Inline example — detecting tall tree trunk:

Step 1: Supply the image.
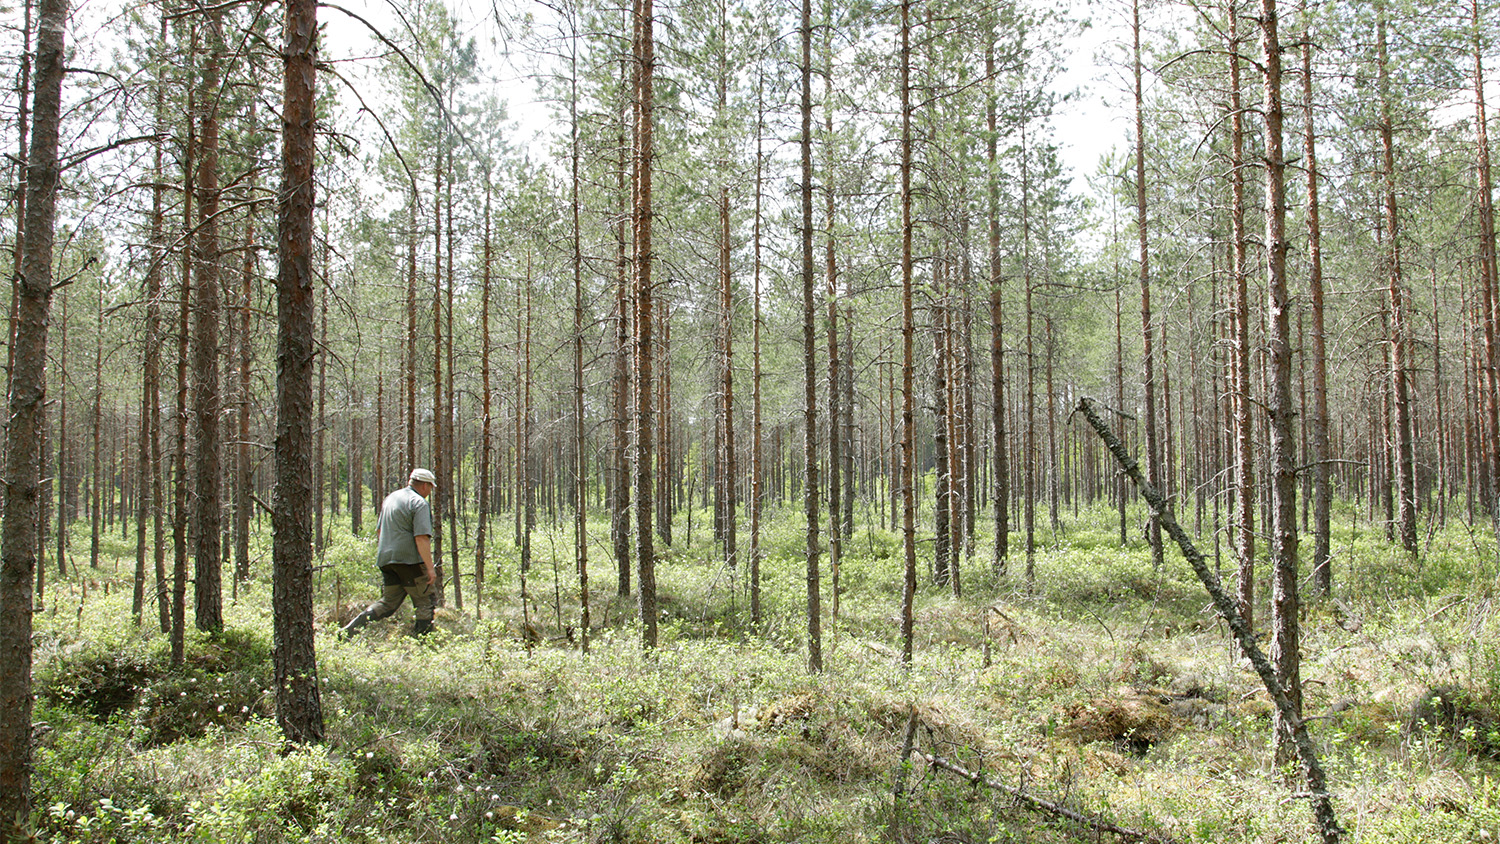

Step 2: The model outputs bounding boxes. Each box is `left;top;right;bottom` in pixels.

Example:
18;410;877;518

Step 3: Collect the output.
1303;0;1332;596
404;193;417;470
750;73;765;629
986;23;1008;575
613;48;632;596
1021;124;1037;585
632;0;658;648
476;182;492;618
1135;0;1164;571
569;31;589;650
844;310;857;541
1377;5;1418;555
443;139;460;608
1472;0;1500;551
800;0;823;673
1261;0;1303;766
235;133;255;584
822;23;839;614
1229;4;1255;623
92;286;105;570
898;0;917;666
272;0;325;743
0;0;66;825
172;41;196;666
55;294;67;576
5;0;33;458
517;258;534;622
138;11;168;628
314;257;326;555
933;296;952;586
191;10;225;632
431;159;447;603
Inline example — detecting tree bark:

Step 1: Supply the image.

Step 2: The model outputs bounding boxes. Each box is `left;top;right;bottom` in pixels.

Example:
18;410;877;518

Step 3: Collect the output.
191;10;225;632
898;0;917;667
1135;0;1164;570
569;34;589;649
272;0;325;745
822;25;838;613
613;44;632;596
750;73;765;629
1229;4;1255;623
1302;0;1332;597
800;0;823;673
172;40;196;667
632;0;658;649
0;0;67;828
1471;0;1500;552
235;130;255;584
138;9;167;629
1376;4;1418;555
1260;0;1303;766
986;23;1008;575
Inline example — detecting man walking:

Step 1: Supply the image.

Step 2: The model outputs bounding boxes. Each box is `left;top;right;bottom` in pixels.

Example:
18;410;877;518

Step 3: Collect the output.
341;468;438;638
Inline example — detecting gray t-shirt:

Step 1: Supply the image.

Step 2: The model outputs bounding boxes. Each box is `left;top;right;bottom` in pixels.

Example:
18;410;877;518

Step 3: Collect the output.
376;486;433;569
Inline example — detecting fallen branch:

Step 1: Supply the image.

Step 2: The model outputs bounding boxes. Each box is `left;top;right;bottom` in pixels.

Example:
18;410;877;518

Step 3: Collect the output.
915;748;1180;844
1074;397;1342;843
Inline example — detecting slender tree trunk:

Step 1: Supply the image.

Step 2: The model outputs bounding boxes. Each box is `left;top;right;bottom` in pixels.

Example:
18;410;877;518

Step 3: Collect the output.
750;74;765;629
1229;4;1256;623
898;0;917;666
190;10;225;632
633;0;658;648
1377;5;1418;555
314;257;326;555
569;31;589;650
933;296;952;586
613;49;632;596
0;0;66;825
476;181;492;618
172;42;197;667
800;0;823;673
431;159;447;603
1303;0;1332;597
443;139;459;608
844;310;856;541
516;257;533;619
272;0;325;743
92;286;105;570
1135;0;1163;571
138;12;167;627
235;136;255;584
404;193;416;470
1472;0;1500;550
55;294;67;576
986;25;1008;575
1261;0;1303;766
822;31;839;614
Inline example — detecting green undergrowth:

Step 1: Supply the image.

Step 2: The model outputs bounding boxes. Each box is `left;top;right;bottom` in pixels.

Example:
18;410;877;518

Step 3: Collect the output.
25;503;1500;842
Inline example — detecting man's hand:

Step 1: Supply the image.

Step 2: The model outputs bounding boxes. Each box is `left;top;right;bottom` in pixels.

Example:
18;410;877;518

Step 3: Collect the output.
414;534;436;586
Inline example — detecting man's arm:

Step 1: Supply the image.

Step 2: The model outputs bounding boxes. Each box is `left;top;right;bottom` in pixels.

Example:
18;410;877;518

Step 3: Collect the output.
414;534;436;585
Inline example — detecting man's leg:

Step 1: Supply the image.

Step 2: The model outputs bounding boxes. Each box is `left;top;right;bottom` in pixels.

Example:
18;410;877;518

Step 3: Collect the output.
340;570;412;638
408;578;436;636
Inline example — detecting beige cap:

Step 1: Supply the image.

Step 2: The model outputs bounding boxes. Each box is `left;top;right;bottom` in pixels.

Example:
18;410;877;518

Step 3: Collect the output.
409;468;437;486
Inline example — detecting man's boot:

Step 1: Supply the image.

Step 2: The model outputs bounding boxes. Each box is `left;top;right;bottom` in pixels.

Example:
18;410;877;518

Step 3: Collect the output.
413;618;433;637
340;609;376;640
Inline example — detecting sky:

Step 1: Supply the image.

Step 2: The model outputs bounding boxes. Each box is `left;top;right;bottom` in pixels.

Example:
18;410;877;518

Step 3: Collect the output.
317;0;1132;198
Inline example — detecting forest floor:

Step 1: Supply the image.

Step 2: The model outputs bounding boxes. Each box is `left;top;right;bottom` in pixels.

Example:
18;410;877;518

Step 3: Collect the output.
26;502;1500;843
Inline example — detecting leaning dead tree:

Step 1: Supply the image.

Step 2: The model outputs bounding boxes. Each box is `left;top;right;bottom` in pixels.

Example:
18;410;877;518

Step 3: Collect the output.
913;746;1180;844
1075;397;1341;844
